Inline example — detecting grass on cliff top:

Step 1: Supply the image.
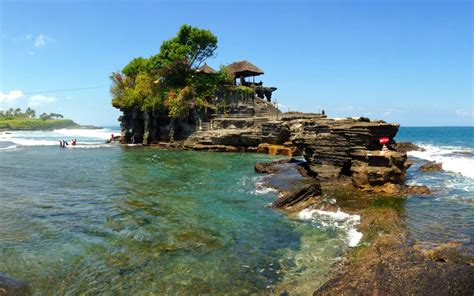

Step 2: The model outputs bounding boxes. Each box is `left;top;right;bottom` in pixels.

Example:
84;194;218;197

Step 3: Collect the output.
0;118;77;130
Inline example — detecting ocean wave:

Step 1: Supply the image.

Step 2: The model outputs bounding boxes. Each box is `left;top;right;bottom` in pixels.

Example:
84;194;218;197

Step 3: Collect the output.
0;138;58;146
53;128;115;139
408;144;474;179
0;144;18;151
253;179;278;195
0;129;118;149
299;208;362;247
65;144;113;149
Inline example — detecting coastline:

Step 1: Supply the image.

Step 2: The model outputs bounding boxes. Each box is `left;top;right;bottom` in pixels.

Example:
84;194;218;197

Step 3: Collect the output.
1;128;472;294
0;119;101;132
253;158;474;295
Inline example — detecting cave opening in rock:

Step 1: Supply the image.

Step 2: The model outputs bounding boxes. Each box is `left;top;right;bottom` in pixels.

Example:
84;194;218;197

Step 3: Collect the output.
341;161;353;176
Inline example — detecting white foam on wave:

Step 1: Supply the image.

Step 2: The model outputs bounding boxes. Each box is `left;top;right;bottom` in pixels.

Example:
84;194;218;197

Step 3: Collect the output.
299;208;362;247
0;144;18;151
0;136;58;146
53;128;114;139
409;144;474;179
253;179;278;195
0;129;118;149
66;144;112;149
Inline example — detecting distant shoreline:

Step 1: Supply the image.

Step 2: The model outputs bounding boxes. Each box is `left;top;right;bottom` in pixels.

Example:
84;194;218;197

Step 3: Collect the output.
0;119;101;132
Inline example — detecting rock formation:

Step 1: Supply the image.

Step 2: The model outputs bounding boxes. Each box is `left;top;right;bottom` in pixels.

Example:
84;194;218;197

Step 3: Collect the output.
288;117;412;192
395;141;425;153
419;161;443;172
0;273;30;296
117;95;413;193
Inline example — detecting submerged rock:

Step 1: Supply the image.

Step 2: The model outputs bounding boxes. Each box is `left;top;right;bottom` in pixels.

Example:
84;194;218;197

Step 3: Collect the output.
419;161;443;172
272;181;321;208
0;273;30;296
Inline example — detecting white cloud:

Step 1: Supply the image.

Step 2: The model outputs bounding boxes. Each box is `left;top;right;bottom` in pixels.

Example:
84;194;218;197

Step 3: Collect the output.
28;95;56;107
33;33;53;48
382;110;392;116
0;90;24;104
455;109;474;117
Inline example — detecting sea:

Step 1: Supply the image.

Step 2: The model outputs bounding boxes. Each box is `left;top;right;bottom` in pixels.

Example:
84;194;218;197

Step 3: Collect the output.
0;126;472;294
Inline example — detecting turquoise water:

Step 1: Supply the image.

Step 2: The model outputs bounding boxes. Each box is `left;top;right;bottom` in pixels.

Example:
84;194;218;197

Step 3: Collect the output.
1;127;472;294
397;127;474;252
0;129;350;294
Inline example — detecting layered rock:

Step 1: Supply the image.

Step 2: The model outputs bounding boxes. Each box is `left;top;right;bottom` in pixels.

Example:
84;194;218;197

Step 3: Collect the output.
351;150;410;192
117;97;412;192
289;117;409;191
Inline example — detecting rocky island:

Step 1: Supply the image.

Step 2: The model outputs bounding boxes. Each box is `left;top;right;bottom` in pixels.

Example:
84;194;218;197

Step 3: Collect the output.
108;25;473;295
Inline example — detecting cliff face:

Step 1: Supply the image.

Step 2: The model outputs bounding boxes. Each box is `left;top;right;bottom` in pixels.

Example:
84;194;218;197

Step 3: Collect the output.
117;100;409;191
118;96;279;145
288;117;408;191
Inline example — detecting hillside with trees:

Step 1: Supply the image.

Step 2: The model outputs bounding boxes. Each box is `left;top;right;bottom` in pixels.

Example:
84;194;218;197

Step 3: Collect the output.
0;107;77;130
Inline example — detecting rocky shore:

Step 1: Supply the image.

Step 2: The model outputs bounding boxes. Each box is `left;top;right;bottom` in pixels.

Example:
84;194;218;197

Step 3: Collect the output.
113;97;473;294
118;97;421;193
254;159;474;295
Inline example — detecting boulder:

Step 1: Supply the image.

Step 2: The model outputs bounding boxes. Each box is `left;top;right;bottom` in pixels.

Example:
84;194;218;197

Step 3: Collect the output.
0;273;30;296
272;181;321;208
395;141;425;153
402;185;431;195
419;162;443;172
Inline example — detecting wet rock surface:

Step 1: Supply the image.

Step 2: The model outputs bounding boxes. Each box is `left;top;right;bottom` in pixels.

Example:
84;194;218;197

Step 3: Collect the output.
314;204;474;296
395;141;426;153
0;273;30;296
254;159;321;209
419;161;443;172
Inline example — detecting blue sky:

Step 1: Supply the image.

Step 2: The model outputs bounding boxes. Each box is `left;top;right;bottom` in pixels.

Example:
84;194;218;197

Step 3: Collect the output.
0;0;472;126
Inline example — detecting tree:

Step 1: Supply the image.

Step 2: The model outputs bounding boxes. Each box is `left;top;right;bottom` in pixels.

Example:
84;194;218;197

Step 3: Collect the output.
25;107;36;118
148;24;218;86
110;24;219;119
13;108;21;117
39;113;50;120
122;57;149;79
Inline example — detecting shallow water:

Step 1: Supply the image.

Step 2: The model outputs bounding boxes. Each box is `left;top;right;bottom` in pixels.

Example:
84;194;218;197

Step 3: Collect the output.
1;127;472;294
397;127;474;253
0;129;353;294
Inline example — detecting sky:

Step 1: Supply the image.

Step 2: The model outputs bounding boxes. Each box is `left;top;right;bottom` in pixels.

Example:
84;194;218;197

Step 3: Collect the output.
0;0;472;126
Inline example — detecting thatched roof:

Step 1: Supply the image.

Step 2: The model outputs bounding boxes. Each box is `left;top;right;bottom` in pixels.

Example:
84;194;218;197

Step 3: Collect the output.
196;63;216;74
226;60;264;77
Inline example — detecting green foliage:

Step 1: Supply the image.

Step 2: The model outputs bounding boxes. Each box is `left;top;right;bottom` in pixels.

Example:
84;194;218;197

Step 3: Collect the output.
0;118;76;130
39;112;64;121
122;57;149;78
111;24;221;119
165;86;195;119
0;107;56;120
233;85;254;95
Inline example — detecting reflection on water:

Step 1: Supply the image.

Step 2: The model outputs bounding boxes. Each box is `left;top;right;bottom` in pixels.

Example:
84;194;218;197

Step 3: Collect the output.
0;146;351;294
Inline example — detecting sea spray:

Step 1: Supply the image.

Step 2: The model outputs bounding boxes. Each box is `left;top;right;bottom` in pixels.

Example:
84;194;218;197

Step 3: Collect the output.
0;128;120;150
299;208;363;247
409;144;474;179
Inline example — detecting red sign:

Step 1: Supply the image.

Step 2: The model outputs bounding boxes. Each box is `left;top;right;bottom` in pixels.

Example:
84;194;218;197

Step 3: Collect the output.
379;137;389;145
